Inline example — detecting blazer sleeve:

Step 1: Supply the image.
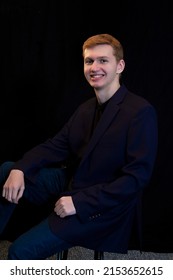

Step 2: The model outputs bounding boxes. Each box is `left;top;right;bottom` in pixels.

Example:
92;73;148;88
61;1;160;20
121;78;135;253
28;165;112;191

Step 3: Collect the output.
12;110;78;181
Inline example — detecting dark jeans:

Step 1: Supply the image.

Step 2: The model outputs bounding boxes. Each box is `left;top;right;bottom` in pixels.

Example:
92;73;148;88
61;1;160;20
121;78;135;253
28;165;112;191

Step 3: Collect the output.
0;161;72;259
8;218;72;259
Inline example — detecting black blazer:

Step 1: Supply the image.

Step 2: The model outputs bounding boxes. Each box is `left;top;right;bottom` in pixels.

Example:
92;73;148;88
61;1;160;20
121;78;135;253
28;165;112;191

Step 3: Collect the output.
14;84;158;253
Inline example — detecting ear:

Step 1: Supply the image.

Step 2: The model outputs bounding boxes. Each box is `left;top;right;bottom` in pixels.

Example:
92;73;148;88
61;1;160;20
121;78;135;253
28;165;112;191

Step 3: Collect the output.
117;59;125;74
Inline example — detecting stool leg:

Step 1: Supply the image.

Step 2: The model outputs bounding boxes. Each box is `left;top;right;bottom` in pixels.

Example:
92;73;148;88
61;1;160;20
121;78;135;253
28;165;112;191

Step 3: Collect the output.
57;250;68;260
94;251;104;260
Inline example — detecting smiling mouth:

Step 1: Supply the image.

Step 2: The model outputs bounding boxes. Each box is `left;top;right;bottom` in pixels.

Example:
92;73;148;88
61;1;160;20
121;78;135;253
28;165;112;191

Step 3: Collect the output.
90;74;104;79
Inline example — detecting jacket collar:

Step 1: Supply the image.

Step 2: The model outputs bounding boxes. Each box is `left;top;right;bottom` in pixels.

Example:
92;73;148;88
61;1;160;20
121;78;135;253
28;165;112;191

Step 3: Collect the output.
80;84;128;165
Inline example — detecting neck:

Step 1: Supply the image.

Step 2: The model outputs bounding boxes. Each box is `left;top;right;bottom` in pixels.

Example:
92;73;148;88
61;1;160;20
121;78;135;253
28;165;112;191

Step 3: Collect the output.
95;83;120;104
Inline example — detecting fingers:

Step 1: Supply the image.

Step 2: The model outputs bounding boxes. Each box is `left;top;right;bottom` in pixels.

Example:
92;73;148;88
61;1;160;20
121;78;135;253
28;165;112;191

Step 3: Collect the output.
54;196;76;218
2;169;25;204
13;187;25;204
2;185;25;204
54;200;66;218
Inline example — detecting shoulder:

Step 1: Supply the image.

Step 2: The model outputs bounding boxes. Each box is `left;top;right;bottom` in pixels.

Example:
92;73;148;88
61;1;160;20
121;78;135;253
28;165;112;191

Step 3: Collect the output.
117;85;157;123
121;85;156;112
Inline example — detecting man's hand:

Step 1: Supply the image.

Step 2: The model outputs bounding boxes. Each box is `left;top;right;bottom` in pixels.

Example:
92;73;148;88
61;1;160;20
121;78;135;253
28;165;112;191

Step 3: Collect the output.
2;169;25;204
54;196;76;218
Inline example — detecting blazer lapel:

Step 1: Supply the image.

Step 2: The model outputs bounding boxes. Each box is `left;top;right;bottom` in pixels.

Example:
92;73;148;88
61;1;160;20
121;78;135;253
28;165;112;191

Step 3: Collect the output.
80;85;128;165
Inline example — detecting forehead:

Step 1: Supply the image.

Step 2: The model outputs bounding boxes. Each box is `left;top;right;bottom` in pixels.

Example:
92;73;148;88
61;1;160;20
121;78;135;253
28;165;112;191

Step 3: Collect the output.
84;44;114;59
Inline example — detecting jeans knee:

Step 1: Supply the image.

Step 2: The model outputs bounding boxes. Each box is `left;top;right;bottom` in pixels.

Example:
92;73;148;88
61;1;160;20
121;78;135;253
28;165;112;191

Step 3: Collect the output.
0;161;15;182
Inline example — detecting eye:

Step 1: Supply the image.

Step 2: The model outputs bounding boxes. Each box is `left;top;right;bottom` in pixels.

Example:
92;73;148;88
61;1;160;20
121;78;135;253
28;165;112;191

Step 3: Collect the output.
85;59;93;65
99;58;108;64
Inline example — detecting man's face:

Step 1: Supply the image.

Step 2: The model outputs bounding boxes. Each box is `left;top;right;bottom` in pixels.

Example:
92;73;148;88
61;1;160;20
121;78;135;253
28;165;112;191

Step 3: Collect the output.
83;44;124;91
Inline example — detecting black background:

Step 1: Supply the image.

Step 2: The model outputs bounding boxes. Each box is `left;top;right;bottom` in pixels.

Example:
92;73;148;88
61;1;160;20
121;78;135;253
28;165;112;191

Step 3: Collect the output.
0;0;173;252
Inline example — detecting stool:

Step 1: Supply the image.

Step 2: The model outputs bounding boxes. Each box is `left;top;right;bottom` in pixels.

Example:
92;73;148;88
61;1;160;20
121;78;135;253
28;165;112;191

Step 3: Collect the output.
57;249;104;260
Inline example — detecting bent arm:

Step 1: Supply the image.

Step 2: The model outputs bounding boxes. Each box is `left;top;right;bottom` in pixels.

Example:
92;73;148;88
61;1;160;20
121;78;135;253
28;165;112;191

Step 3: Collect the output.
71;106;158;222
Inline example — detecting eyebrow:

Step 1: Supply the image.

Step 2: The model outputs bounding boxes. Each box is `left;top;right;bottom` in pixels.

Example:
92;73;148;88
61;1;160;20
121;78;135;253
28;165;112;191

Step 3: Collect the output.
84;56;109;60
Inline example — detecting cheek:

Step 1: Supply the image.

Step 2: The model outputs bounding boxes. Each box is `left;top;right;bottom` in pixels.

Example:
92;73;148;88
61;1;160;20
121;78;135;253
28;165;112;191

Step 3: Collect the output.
84;68;89;79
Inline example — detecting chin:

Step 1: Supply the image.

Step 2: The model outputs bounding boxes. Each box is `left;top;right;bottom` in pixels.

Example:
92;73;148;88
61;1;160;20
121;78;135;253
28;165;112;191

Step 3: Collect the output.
90;81;101;88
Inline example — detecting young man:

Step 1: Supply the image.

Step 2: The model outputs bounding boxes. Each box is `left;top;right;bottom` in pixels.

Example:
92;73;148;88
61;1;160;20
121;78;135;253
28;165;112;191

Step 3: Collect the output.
0;34;158;259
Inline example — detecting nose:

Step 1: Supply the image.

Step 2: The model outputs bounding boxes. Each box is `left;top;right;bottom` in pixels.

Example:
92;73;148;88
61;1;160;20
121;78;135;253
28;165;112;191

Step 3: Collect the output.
90;61;99;71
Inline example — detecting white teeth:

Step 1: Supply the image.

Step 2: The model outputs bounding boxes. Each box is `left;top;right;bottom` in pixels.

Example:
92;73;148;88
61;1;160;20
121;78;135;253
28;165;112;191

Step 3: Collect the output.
91;74;102;78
